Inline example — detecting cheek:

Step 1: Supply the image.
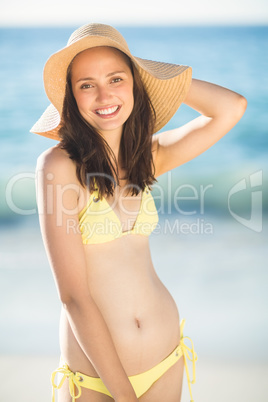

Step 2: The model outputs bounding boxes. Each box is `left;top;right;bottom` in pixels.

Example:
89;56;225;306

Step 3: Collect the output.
74;93;91;112
123;86;134;109
129;97;134;114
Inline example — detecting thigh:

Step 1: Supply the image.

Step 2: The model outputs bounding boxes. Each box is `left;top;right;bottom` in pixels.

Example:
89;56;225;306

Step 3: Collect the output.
139;357;184;402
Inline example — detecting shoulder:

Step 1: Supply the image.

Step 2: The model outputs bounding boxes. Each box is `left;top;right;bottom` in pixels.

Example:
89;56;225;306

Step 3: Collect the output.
36;145;85;212
36;144;78;185
37;144;73;170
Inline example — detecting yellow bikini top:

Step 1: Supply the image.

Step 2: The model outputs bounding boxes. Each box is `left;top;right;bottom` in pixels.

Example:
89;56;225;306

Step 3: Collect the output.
78;185;159;244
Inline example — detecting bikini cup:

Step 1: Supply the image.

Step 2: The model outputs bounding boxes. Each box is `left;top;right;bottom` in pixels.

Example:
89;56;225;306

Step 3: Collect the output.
78;186;159;244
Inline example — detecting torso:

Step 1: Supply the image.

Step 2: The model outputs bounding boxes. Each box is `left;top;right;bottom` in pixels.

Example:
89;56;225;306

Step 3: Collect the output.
57;147;181;376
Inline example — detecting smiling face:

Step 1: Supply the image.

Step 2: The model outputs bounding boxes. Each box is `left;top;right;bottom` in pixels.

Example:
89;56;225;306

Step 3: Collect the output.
70;47;134;139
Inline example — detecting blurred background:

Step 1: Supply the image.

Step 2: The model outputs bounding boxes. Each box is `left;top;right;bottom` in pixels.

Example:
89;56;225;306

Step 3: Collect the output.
0;1;268;401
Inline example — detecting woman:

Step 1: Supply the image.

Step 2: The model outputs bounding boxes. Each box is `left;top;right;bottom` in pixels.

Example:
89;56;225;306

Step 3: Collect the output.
32;23;247;402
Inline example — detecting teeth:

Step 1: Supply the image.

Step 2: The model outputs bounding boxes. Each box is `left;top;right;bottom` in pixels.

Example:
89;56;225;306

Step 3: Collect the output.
96;106;119;115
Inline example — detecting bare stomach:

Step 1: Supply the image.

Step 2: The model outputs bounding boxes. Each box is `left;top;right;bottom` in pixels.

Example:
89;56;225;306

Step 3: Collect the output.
59;235;180;376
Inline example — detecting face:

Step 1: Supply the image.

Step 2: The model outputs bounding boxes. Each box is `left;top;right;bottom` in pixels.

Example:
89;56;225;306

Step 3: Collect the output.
71;47;134;138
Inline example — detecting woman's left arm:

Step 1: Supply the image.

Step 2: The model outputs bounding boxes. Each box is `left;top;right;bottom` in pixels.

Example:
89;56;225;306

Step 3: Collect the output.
153;78;247;177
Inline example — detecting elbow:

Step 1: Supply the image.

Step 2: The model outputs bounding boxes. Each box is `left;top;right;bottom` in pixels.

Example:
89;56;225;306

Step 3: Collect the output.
234;94;247;120
59;288;79;307
239;94;248;113
59;291;75;307
57;286;74;308
58;287;92;310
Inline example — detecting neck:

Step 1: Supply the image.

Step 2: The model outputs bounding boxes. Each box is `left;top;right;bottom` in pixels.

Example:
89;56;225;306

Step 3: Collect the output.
100;127;123;165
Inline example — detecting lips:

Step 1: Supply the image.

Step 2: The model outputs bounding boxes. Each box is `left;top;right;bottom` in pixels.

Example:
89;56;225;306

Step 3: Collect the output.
95;105;121;118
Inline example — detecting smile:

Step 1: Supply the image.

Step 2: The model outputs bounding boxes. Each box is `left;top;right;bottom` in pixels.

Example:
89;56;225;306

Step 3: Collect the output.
95;106;120;117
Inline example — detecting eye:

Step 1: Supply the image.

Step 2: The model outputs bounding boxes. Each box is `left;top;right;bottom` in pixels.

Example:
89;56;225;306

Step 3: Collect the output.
111;77;122;84
80;83;93;89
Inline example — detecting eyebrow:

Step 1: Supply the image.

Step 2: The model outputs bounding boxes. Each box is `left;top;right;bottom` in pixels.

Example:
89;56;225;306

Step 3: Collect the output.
76;71;127;83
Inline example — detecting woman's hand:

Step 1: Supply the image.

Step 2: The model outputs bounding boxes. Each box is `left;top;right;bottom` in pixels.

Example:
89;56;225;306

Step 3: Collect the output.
152;78;247;177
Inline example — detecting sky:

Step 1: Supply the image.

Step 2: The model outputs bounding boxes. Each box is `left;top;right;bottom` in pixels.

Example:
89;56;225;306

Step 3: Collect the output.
1;0;268;26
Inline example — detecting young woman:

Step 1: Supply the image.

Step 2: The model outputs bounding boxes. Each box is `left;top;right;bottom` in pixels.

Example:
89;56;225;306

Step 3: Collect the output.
32;23;247;402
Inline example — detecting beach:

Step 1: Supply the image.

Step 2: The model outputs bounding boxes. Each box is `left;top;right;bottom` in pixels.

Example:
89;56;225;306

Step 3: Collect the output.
0;25;267;400
1;355;268;402
1;216;267;401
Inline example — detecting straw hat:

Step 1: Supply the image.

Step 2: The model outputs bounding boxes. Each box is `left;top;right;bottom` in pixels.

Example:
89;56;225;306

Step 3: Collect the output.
30;23;192;140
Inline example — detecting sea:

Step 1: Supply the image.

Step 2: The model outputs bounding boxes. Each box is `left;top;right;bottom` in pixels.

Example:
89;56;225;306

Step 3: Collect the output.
0;26;267;364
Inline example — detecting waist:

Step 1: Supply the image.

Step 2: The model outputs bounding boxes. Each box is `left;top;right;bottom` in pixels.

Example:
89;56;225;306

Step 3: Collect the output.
62;235;180;371
60;290;180;374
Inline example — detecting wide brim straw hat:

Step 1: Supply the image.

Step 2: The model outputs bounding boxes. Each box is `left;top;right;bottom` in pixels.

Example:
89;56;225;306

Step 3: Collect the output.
30;23;192;141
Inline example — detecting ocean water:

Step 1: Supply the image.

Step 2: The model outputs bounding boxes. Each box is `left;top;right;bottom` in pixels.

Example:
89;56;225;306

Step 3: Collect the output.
0;26;267;362
0;26;267;222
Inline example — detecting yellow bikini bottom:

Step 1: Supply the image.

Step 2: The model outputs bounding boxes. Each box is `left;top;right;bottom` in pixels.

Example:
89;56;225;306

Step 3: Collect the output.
51;319;197;402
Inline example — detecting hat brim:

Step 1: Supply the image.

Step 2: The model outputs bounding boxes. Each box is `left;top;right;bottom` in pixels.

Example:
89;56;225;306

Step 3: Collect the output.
30;35;192;140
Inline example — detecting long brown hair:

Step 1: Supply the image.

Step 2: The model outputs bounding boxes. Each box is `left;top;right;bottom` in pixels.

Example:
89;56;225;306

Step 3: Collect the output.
59;49;156;198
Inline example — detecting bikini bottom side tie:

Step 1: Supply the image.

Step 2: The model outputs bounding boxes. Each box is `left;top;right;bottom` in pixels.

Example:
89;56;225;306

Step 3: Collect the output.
51;319;197;401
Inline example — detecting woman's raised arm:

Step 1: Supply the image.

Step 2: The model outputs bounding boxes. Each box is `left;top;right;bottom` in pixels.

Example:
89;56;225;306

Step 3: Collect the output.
152;78;247;177
36;146;138;402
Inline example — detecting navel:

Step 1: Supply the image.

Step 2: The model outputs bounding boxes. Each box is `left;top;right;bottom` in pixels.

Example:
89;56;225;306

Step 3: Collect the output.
135;317;141;329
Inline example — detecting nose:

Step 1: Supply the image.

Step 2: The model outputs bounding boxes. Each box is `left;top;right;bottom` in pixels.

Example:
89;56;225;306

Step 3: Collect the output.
96;85;112;104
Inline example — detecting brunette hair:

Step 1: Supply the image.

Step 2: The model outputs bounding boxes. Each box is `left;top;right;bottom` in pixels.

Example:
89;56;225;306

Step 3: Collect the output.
59;48;156;198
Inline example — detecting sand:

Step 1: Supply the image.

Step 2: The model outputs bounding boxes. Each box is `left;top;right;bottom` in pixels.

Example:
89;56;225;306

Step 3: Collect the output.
1;355;268;401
